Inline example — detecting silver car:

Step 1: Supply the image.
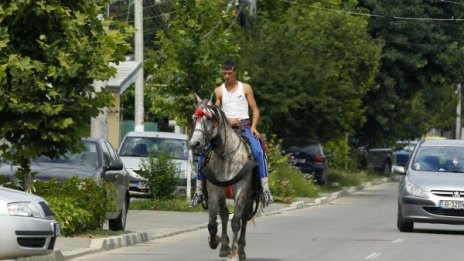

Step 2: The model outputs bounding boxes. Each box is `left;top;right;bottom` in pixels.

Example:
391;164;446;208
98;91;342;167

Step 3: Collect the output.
395;138;464;232
0;138;130;231
0;186;60;259
118;131;195;197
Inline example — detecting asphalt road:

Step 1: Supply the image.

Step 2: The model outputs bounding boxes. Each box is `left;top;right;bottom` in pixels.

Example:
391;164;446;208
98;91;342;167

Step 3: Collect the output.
74;182;464;261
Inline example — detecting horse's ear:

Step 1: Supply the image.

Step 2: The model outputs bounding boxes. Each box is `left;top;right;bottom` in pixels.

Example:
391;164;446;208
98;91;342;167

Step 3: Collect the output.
194;93;202;105
207;93;215;106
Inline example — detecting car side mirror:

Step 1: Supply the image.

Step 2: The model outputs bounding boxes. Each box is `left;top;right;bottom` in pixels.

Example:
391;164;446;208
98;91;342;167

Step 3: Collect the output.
393;165;406;175
106;161;124;171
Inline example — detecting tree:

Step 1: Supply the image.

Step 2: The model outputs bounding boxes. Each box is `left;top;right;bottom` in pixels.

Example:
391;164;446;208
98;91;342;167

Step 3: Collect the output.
240;1;382;143
145;0;240;127
357;0;464;145
0;1;132;191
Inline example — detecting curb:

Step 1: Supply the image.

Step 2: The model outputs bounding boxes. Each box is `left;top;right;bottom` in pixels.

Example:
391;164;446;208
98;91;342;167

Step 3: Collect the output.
25;176;397;261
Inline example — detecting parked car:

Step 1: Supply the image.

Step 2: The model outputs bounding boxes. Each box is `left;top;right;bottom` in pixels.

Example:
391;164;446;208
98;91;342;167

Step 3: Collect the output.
0;186;60;259
118;131;196;197
0;138;130;231
356;145;395;175
281;139;328;184
395;138;464;232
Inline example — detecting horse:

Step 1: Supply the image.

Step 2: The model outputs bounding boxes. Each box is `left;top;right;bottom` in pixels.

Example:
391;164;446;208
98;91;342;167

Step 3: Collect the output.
189;95;262;261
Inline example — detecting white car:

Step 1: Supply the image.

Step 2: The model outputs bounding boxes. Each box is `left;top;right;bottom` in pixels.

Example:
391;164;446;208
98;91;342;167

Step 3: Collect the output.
0;186;60;259
118;131;196;197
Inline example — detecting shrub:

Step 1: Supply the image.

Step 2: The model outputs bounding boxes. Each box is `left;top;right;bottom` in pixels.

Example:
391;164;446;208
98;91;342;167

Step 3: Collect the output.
324;138;358;171
45;197;92;236
139;149;180;200
266;134;320;203
33;177;116;236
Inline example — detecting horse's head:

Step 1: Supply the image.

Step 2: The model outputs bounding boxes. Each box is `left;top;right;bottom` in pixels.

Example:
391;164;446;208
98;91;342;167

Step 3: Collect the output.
189;94;220;153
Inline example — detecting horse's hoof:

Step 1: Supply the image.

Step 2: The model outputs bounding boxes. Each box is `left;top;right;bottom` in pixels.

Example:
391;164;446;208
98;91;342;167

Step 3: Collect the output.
219;245;231;257
208;235;221;249
227;253;240;261
239;253;246;261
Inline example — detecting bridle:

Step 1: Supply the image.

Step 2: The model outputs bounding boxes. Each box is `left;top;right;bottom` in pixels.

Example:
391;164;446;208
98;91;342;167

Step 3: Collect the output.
192;103;220;151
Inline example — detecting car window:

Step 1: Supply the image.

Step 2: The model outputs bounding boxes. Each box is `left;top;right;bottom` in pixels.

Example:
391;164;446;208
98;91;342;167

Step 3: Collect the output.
104;141;120;163
35;141;98;168
119;137;188;160
99;141;113;166
300;145;322;155
412;146;464;172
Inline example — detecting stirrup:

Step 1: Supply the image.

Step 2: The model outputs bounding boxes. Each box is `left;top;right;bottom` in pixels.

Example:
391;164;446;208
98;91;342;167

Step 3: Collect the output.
263;190;274;206
190;193;206;208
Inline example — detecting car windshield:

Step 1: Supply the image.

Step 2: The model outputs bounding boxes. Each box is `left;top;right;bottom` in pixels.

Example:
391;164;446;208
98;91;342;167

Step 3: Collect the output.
412;146;464;172
119;137;188;160
34;141;98;168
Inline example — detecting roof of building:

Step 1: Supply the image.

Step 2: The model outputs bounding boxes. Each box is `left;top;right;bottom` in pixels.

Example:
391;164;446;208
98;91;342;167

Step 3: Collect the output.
106;61;141;95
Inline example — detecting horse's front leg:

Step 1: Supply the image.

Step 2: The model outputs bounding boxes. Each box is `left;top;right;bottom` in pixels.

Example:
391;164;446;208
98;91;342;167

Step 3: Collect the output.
208;192;221;250
219;196;231;257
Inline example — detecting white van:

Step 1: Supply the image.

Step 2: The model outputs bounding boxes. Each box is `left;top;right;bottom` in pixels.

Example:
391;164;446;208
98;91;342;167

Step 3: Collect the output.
118;131;196;197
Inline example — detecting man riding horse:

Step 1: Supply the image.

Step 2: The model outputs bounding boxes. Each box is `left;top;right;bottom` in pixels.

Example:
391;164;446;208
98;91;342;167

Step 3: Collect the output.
191;59;274;207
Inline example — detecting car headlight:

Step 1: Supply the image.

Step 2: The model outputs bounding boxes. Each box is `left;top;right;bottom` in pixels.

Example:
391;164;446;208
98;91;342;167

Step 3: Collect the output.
7;202;43;217
404;176;428;198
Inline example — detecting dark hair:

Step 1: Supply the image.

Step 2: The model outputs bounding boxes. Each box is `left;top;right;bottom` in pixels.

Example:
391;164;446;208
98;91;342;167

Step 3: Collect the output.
222;60;237;71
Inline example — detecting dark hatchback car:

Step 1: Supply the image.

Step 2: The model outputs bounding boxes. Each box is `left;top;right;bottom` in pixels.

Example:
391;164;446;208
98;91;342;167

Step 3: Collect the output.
281;139;328;184
0;138;130;231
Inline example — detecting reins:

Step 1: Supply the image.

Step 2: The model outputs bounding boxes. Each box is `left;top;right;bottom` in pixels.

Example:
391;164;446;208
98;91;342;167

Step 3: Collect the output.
193;103;253;187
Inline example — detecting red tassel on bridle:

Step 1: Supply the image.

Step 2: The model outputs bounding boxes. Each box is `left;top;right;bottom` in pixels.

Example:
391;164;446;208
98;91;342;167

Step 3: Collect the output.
225;185;234;198
195;107;209;122
195;107;218;128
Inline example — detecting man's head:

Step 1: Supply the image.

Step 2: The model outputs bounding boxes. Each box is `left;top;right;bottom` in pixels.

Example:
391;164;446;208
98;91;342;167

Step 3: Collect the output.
222;60;237;71
222;60;237;85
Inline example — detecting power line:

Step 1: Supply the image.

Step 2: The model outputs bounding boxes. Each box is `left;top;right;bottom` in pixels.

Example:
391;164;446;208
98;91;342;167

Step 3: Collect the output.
280;0;464;21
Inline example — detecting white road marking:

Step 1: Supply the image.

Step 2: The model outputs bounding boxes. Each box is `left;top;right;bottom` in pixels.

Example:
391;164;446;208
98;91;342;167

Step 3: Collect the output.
365;252;382;259
392;238;404;244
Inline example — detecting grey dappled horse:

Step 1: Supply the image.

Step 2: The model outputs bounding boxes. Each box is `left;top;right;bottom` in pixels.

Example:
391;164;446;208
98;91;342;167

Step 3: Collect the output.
189;95;262;261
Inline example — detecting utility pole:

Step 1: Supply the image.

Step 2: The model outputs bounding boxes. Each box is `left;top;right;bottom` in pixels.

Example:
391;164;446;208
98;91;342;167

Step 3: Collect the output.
134;0;144;131
457;83;461;139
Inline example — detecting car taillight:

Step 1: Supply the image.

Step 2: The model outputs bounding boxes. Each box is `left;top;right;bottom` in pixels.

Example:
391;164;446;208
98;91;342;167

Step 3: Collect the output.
314;153;325;163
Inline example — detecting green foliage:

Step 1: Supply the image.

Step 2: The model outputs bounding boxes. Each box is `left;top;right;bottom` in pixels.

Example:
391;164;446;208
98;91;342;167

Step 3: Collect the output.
0;0;132;191
145;0;240;126
241;1;382;142
324;167;386;192
33;177;117;236
357;1;464;145
139;150;180;200
266;134;320;203
45;197;92;237
324;138;358;171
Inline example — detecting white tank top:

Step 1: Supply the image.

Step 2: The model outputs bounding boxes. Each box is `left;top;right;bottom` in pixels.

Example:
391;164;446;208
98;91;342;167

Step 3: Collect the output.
221;81;249;120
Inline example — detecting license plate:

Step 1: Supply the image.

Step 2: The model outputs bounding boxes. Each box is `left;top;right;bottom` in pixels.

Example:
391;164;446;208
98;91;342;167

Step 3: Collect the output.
441;200;464;209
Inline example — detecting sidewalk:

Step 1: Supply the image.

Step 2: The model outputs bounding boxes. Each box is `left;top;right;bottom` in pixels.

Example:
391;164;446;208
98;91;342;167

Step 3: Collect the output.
20;177;395;261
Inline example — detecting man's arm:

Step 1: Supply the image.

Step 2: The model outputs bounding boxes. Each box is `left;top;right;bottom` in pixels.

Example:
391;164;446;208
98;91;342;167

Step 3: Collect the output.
243;83;260;137
214;87;222;107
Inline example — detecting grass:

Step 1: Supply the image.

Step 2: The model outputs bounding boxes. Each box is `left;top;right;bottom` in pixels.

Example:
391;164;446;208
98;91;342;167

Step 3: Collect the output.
73;229;128;238
129;197;205;211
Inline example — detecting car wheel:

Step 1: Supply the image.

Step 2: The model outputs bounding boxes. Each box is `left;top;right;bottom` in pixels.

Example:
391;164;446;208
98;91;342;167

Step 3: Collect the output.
109;194;128;231
397;205;413;232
